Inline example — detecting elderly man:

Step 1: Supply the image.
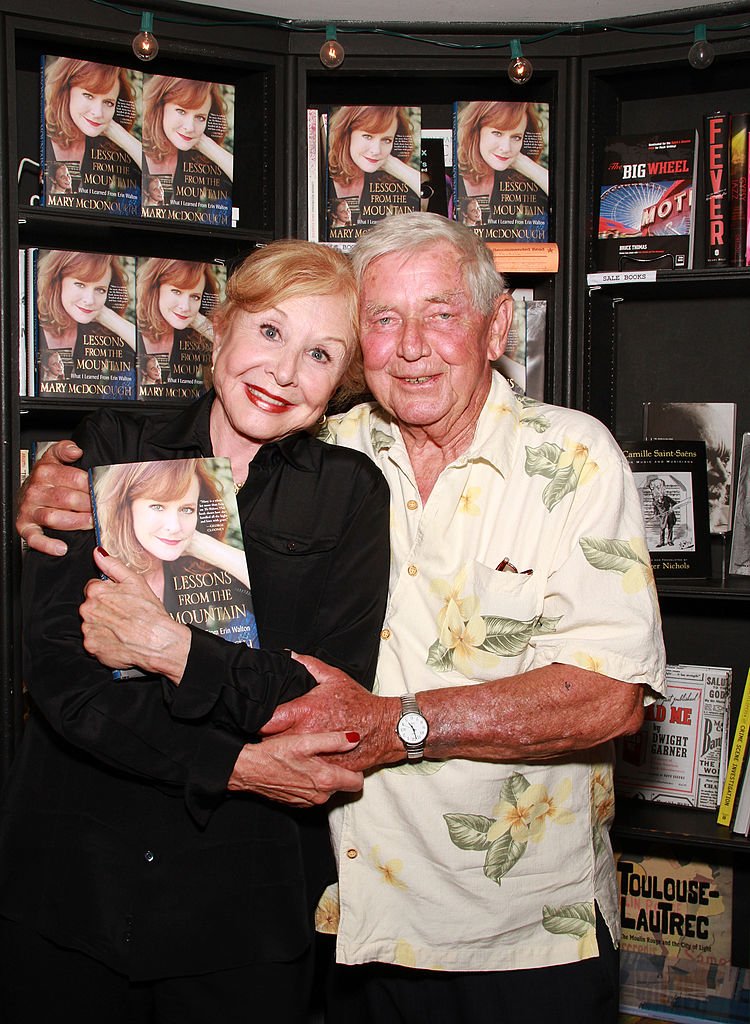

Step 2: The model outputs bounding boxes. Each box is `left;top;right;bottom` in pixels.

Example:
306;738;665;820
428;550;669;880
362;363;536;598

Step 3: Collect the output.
16;214;665;1023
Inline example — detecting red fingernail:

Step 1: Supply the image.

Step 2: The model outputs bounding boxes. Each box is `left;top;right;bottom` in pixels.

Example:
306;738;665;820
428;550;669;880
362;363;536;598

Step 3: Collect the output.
346;732;360;743
96;546;110;557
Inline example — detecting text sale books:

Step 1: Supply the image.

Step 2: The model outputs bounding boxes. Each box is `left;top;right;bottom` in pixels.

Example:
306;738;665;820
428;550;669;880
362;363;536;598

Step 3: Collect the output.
453;100;550;243
596;131;699;271
41;56;142;218
615;663;732;810
325;105;422;242
89;456;257;679
620;440;711;581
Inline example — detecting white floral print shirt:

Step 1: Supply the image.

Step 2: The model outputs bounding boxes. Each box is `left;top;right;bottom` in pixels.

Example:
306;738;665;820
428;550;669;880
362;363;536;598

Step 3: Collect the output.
317;372;666;972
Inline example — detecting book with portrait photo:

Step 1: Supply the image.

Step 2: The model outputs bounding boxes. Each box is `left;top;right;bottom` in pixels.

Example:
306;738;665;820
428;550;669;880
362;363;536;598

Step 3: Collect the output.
453;100;550;243
34;249;137;401
620;440;711;579
596;131;698;271
643;402;736;535
89;456;258;679
325;105;422;242
136;257;226;402
41;56;141;218
142;75;234;226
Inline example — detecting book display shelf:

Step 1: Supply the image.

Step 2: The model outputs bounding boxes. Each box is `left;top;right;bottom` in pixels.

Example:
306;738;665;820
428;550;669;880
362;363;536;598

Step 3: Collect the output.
0;0;748;1005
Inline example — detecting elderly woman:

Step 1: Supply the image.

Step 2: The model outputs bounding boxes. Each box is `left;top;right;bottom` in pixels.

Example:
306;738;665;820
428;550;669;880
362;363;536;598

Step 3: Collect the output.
0;241;389;1023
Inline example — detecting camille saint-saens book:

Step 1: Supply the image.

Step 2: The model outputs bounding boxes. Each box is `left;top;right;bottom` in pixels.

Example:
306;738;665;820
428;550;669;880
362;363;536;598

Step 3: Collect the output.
596;131;699;271
453;100;550;243
616;663;732;809
325;105;422;242
136;257;226;403
142;75;234;226
616;851;736;1021
620;440;710;580
34;249;137;401
90;456;258;679
41;56;141;218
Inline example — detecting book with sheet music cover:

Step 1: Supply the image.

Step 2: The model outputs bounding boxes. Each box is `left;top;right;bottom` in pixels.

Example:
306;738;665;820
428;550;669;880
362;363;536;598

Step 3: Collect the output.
89;456;257;679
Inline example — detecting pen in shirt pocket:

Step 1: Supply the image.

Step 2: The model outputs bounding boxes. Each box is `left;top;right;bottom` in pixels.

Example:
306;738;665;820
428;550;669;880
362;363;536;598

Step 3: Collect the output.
495;557;534;576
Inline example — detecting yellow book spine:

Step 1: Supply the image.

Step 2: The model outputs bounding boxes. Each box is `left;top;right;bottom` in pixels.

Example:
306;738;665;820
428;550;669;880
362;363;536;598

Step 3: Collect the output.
717;668;750;825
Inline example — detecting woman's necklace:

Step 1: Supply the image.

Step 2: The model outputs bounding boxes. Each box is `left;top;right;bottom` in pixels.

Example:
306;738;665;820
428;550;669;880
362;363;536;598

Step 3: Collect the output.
234;478;247;495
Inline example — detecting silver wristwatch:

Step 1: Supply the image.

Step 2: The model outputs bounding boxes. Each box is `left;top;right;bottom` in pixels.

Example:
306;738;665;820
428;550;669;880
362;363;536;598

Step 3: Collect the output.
396;693;429;762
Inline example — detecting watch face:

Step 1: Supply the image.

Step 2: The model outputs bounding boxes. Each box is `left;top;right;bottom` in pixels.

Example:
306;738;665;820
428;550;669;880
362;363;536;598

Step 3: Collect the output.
398;711;428;744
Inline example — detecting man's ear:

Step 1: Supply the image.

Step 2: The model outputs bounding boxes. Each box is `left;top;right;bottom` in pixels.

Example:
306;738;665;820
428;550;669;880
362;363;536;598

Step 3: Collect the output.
487;292;514;362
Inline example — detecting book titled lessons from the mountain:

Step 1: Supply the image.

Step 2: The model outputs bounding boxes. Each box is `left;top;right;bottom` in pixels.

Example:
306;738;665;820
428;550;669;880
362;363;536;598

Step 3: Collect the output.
136;257;226;402
34;249;137;400
142;75;234;226
453;100;550;243
325;105;422;242
41;56;141;218
90;456;258;679
596;131;698;271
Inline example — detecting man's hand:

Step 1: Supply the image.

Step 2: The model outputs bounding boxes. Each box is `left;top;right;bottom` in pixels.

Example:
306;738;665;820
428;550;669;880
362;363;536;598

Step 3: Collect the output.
228;732;364;807
81;548;191;684
260;654;402;772
16;440;92;556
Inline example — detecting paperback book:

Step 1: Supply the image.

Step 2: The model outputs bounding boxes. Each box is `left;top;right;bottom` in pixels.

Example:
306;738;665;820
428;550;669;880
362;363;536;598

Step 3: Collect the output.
596;131;699;271
615;663;732;809
453;100;550;242
620;440;711;580
89;455;258;679
34;249;137;401
728;433;750;576
142;75;234;226
493;289;546;401
703;112;730;267
643;402;737;535
729;113;749;268
41;56;141;218
325;105;422;241
616;851;740;1023
717;668;750;827
136;257;226;402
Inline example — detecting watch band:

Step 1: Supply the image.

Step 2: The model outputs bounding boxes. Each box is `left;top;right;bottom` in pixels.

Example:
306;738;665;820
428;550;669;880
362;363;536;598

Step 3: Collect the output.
400;693;421;717
398;693;428;762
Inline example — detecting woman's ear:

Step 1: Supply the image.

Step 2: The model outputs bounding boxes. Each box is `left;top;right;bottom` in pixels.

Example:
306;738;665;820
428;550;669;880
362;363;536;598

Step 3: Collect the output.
211;327;223;368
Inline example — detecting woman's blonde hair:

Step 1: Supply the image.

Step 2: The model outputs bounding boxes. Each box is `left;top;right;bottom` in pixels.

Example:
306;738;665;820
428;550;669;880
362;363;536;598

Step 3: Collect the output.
328;106;414;189
143;76;227;163
37;250;128;336
95;459;224;574
215;240;364;407
136;259;219;342
457;101;543;186
45;58;135;150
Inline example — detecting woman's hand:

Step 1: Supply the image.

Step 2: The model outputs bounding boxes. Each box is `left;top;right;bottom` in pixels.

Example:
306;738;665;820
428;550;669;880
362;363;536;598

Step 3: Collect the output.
94;304;136;352
381;153;422;195
81;548;191;684
228;732;364;807
102;119;143;168
184;531;251;589
509;151;549;194
194;133;234;182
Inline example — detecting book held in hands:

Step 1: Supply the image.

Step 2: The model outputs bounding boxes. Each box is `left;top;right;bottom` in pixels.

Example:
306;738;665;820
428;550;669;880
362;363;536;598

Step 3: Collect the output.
89;456;257;679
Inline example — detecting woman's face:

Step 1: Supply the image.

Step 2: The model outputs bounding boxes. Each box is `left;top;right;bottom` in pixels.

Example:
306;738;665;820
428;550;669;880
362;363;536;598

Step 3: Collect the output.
349;116;398;175
158;278;204;331
478;113;527;173
145;357;162;383
148;178;165;204
212;292;353;447
68;82;119;138
335;201;351;224
131;475;200;563
45;352;64;377
60;267;112;323
162;96;212;151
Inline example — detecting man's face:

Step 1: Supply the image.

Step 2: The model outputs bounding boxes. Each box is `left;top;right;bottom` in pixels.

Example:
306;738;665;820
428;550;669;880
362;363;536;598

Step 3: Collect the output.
359;245;510;441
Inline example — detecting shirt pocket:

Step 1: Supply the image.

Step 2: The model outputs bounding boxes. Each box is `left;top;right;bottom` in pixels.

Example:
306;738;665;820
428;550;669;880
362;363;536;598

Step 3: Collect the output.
444;560;544;682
